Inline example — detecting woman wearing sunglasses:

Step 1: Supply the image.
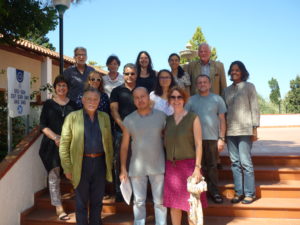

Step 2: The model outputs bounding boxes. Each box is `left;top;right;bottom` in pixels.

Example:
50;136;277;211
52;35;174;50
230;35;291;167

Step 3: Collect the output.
76;71;110;114
163;87;207;225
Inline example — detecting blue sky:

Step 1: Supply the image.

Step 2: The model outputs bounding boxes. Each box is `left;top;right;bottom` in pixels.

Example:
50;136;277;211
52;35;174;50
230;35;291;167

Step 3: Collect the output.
47;0;300;99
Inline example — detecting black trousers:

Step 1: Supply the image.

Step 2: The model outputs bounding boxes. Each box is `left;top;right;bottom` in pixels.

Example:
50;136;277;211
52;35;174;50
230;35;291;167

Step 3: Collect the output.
201;140;220;196
75;156;106;225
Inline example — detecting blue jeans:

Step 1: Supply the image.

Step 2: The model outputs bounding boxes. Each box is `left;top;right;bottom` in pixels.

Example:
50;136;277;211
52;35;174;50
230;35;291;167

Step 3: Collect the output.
227;136;255;197
130;174;167;225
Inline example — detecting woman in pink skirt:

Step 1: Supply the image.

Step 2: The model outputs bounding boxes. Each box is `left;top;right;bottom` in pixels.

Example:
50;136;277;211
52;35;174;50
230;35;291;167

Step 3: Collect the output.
164;86;207;225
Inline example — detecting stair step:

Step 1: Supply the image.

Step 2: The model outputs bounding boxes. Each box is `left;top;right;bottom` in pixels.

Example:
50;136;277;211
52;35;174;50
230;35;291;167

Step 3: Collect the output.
220;155;300;167
219;180;300;198
36;191;154;214
219;166;300;181
21;208;155;225
21;207;300;225
205;197;300;218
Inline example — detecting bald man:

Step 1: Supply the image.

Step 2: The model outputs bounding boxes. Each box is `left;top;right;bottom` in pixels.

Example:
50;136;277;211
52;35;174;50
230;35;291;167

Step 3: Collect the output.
119;87;167;225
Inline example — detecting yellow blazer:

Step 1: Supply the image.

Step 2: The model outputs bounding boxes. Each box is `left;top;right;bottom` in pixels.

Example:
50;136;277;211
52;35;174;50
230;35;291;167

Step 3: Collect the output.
183;60;227;95
59;109;113;189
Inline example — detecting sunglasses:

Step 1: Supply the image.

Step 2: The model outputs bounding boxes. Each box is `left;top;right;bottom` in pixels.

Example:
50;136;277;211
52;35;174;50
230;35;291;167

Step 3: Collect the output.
124;72;136;76
90;78;101;82
170;95;183;100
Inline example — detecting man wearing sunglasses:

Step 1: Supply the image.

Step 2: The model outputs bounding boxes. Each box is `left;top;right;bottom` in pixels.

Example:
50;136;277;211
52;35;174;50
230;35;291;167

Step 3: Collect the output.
185;74;227;204
110;63;137;201
63;47;95;103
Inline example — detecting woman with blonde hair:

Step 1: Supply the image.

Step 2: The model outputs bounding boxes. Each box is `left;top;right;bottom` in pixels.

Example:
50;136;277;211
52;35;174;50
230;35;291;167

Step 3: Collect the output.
76;71;110;114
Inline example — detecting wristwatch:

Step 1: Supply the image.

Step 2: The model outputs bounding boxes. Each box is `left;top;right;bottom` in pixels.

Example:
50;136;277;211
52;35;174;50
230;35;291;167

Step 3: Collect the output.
218;137;225;141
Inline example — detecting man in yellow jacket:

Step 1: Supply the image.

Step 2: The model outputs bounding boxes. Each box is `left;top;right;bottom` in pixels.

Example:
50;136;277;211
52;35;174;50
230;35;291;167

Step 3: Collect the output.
60;87;113;225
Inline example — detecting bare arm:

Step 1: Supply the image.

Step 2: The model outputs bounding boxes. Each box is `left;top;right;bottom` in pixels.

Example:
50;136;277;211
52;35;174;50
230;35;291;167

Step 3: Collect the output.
192;116;203;182
217;113;226;152
110;102;126;131
42;128;60;147
119;127;131;181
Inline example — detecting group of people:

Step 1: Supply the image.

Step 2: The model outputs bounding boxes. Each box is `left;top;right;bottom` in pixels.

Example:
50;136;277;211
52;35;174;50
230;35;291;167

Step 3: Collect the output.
38;43;260;225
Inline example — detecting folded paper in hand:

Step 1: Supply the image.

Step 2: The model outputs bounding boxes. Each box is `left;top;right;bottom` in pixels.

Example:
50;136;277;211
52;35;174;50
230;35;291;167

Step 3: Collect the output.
120;179;132;205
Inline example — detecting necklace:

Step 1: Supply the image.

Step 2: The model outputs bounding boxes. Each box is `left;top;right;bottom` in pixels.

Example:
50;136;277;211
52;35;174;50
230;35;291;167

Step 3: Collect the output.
60;105;66;117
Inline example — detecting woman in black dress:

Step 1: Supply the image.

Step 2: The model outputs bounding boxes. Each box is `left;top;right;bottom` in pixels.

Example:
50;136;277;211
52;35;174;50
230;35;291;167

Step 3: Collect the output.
39;75;77;220
135;51;157;92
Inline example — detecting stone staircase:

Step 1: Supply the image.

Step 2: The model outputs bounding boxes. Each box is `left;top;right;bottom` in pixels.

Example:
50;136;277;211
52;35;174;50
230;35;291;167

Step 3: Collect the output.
21;155;300;225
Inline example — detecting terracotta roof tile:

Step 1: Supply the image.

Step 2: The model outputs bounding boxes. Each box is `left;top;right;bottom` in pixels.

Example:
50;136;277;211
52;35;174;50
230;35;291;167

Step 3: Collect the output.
1;36;108;74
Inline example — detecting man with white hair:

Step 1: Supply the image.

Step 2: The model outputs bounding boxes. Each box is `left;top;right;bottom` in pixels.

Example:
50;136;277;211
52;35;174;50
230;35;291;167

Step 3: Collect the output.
184;43;227;96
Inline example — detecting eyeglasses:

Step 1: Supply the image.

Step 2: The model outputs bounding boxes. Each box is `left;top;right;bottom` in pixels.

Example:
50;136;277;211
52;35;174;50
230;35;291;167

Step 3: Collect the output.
76;54;86;57
159;76;171;80
124;72;135;76
90;78;101;82
170;95;183;100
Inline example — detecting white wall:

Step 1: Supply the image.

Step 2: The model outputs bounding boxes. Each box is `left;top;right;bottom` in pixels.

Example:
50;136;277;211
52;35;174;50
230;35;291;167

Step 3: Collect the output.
0;135;47;225
260;114;300;127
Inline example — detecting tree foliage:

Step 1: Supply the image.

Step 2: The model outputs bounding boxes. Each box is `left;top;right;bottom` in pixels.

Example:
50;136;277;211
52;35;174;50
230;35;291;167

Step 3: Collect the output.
257;93;278;114
285;75;300;113
268;77;281;113
181;26;217;64
0;0;57;49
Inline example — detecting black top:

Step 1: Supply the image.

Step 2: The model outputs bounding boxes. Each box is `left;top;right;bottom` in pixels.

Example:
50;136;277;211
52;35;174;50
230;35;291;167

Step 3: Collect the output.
63;65;95;102
39;99;77;172
83;110;104;154
136;73;156;93
110;84;136;132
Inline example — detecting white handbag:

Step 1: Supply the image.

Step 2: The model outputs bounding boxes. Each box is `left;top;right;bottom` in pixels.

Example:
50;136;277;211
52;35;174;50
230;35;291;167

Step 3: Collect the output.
187;176;207;225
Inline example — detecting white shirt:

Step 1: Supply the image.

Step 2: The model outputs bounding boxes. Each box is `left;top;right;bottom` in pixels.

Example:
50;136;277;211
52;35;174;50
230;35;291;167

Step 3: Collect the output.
150;91;174;116
103;73;124;97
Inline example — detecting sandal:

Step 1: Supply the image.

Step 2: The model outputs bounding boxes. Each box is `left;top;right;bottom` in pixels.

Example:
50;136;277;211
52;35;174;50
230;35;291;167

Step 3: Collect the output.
242;196;256;204
231;195;244;204
58;212;70;221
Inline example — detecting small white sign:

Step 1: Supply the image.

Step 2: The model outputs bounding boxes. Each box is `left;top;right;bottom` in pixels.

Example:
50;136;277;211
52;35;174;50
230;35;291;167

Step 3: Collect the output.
7;67;30;118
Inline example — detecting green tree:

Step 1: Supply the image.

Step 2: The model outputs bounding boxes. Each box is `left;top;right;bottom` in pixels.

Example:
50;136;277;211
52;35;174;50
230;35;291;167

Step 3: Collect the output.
0;0;57;48
268;77;281;113
257;93;277;114
285;75;300;113
88;61;98;66
181;26;218;64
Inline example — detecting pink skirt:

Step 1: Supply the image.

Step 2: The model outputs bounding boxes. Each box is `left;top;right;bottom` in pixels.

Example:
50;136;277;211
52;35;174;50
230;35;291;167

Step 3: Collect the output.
163;159;208;212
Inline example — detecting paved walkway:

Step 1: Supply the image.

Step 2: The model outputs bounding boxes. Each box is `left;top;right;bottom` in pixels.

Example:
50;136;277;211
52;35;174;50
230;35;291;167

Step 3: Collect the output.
220;127;300;156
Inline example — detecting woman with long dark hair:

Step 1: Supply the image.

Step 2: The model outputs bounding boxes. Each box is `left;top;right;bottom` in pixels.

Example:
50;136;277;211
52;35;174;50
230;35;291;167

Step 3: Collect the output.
150;69;176;115
135;51;156;92
223;61;260;204
168;53;191;94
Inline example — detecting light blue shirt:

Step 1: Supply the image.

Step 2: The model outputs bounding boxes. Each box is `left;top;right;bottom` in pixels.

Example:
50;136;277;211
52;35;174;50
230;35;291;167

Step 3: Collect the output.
185;93;227;140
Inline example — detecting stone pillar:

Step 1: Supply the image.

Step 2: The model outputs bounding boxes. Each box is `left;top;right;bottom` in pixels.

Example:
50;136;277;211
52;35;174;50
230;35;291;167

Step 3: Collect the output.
41;56;52;101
